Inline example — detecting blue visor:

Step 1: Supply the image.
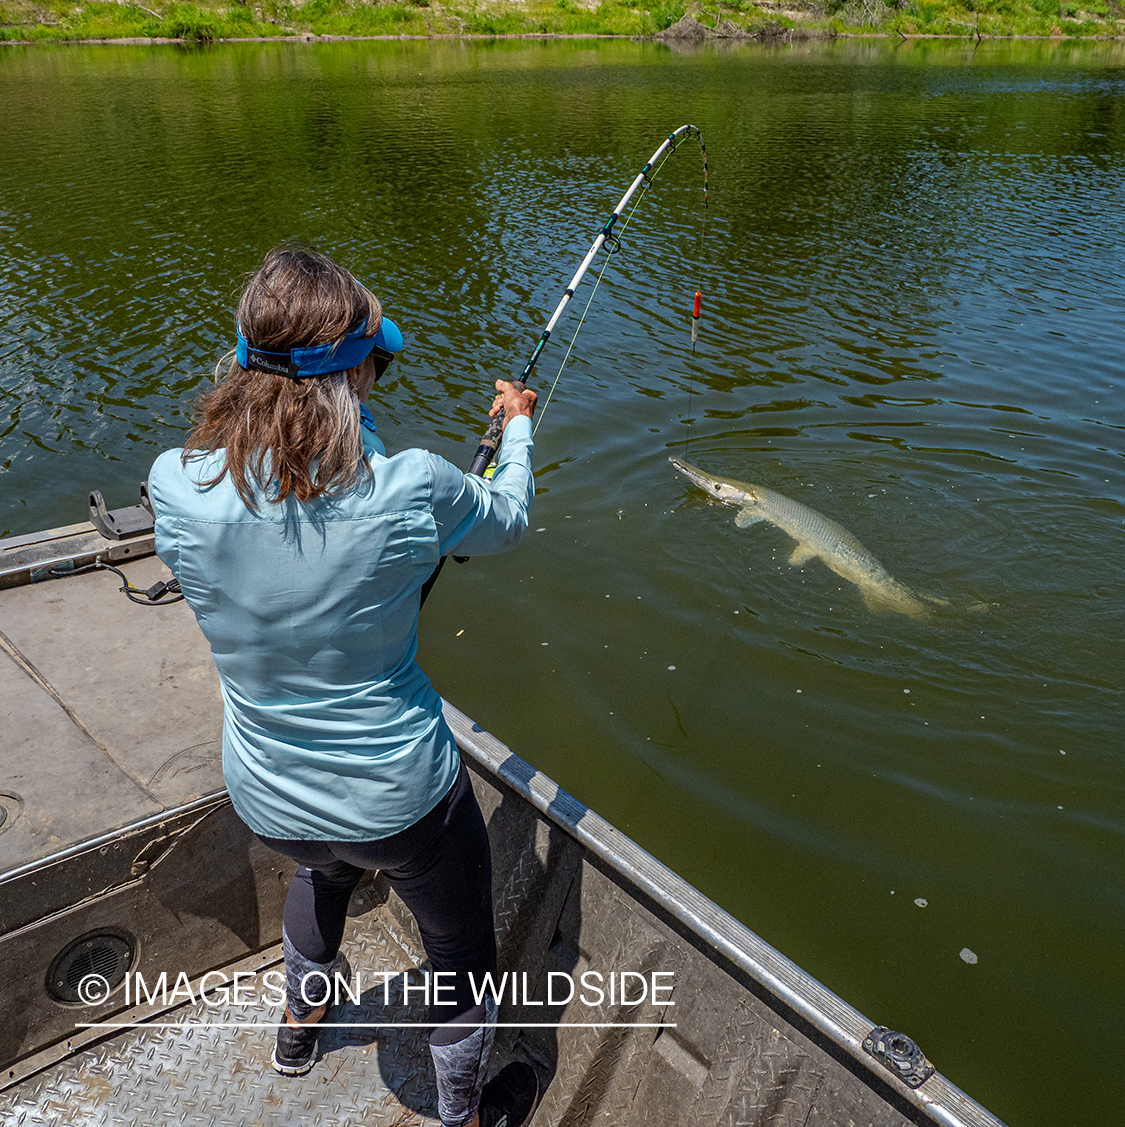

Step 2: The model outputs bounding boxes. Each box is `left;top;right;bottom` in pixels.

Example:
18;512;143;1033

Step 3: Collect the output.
237;315;402;380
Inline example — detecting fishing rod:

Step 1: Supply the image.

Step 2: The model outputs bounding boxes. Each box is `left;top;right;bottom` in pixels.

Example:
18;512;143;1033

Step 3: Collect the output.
421;123;708;605
467;123;707;475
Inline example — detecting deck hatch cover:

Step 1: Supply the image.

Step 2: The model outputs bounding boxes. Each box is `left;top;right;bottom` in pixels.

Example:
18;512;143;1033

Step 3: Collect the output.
46;930;134;1005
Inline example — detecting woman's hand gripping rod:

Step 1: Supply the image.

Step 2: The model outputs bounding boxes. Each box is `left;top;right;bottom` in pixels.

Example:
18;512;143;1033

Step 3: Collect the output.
468;380;535;476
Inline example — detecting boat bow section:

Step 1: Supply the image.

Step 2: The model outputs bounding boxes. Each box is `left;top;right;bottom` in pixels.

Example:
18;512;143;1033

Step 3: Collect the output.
0;529;1006;1127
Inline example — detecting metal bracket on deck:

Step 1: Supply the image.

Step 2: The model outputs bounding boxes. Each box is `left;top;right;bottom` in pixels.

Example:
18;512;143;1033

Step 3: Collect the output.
862;1026;935;1089
89;483;155;541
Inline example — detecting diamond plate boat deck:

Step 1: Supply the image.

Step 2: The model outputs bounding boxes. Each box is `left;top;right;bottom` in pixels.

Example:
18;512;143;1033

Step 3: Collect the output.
0;518;1006;1127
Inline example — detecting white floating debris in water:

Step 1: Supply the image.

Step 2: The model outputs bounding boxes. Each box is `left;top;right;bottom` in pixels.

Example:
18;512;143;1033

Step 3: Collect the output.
456;630;464;637
890;890;895;895
541;642;549;646
1057;805;1064;810
960;948;978;965
914;898;928;908
668;666;676;671
1060;749;1066;755
796;689;802;694
536;527;546;532
903;689;910;694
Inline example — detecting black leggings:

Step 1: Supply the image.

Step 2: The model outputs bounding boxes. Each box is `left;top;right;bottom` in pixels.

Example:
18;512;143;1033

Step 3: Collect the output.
257;760;497;1040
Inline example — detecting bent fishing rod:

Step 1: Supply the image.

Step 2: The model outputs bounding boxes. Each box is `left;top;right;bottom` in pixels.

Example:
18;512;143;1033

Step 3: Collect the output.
420;124;708;606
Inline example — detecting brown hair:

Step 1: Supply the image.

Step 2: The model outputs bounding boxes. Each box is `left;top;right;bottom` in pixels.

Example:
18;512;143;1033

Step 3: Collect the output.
184;244;381;507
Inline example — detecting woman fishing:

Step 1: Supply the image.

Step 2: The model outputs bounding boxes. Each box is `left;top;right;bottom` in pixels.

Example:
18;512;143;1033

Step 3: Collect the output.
148;244;540;1127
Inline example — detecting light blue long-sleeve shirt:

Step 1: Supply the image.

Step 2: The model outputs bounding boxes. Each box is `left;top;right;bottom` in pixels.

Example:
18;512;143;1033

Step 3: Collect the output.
148;412;533;841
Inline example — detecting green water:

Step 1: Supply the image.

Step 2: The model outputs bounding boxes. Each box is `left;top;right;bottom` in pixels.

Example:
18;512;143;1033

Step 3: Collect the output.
3;37;1124;1126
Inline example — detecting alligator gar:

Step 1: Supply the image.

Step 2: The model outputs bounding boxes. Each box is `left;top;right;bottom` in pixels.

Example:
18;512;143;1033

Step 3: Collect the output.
670;456;948;620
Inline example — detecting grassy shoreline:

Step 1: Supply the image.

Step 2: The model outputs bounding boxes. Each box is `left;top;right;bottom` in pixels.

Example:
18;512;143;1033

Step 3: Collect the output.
2;0;1123;44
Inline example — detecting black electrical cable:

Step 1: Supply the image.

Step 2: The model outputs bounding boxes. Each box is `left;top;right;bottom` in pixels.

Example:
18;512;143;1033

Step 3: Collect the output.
51;559;184;605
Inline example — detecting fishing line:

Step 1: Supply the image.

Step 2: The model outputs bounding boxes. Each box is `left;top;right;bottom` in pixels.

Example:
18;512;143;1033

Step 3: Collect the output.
684;290;702;450
530;266;605;440
683;148;712;452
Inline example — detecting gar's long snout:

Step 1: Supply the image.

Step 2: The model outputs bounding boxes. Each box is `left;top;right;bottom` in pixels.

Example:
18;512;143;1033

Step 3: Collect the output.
669;455;719;497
